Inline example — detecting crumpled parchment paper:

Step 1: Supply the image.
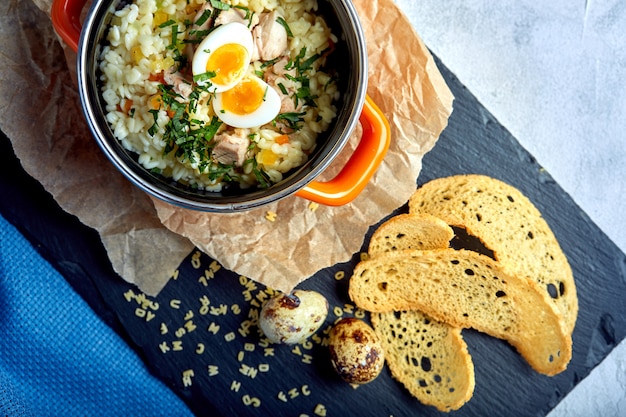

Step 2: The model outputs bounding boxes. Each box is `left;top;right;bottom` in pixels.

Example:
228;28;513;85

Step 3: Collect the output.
1;0;453;295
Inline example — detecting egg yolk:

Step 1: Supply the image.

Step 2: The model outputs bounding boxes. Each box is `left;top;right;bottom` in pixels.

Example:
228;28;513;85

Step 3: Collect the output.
221;78;266;115
207;43;249;86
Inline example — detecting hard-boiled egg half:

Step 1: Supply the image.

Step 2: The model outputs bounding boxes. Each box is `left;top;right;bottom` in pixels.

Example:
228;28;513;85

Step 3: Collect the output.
192;22;254;93
192;22;281;128
213;76;281;128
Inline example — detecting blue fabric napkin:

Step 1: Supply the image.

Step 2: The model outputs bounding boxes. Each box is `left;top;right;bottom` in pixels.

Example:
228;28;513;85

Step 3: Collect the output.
0;213;194;417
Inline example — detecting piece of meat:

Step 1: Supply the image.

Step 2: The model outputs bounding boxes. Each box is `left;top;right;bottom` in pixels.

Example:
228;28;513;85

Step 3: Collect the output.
265;58;302;114
278;94;297;113
214;8;245;26
251;11;288;61
266;56;296;79
163;67;193;100
214;7;259;27
212;132;250;166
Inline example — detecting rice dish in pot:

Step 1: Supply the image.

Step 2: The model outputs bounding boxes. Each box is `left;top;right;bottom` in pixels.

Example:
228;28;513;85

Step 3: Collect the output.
98;0;340;191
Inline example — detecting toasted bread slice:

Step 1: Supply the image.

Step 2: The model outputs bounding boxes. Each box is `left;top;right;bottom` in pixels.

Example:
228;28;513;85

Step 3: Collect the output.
408;174;577;334
349;249;572;376
367;213;474;411
368;213;454;254
371;311;475;411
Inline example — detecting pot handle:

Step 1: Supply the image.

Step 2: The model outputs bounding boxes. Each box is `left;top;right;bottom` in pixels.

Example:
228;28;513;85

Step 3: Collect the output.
51;0;86;52
295;95;391;206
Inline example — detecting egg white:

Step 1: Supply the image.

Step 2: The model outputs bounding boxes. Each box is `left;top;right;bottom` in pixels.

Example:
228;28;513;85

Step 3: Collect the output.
213;76;282;128
191;22;254;93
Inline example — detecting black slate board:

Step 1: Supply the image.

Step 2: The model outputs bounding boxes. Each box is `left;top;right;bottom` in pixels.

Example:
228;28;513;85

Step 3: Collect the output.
1;55;625;417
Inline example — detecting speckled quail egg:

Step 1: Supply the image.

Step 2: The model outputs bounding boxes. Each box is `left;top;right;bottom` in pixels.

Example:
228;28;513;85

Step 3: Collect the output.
258;290;329;344
329;318;385;384
192;22;254;92
212;75;281;128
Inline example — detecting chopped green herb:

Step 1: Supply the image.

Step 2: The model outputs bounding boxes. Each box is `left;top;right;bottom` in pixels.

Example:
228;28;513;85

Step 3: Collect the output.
158;19;177;28
205;162;238;182
300;52;321;72
188;82;213;113
148;109;160;136
149;85;226;176
275;16;293;37
168;24;179;49
172;48;188;71
245;158;271;188
210;0;230;10
295;83;317;107
186;29;212;42
260;57;280;69
194;9;212;27
284;73;317;107
281;47;324;107
193;71;216;84
275;112;306;131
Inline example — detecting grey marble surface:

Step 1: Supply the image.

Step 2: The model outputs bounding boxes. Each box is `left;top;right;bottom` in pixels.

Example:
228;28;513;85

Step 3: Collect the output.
394;0;626;415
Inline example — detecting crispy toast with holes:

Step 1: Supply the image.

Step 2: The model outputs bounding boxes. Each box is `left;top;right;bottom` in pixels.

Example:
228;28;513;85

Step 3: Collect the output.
349;248;572;376
408;174;577;334
368;213;454;254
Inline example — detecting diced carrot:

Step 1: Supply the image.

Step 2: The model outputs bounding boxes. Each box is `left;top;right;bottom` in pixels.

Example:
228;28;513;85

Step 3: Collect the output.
148;94;162;110
275;134;290;145
148;94;176;119
118;98;134;114
149;72;165;83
